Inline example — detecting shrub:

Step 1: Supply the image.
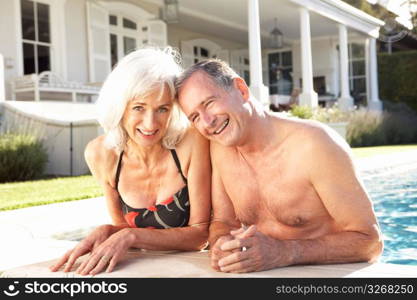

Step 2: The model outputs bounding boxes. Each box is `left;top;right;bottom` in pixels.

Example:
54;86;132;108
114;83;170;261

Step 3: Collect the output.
289;105;349;123
289;105;313;119
289;103;417;147
346;109;385;147
0;134;48;182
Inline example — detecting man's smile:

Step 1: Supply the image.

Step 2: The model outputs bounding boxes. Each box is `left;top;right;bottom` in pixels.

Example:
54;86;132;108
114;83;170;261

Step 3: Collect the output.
213;118;229;135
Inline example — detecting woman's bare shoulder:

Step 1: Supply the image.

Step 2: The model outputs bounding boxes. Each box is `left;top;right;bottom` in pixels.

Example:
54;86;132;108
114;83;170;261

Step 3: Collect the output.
85;135;119;179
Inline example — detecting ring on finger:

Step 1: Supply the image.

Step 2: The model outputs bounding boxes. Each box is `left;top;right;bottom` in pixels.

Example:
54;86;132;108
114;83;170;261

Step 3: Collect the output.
241;247;247;252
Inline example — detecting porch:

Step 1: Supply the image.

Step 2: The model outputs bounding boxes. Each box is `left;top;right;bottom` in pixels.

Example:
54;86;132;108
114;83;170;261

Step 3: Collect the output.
0;0;385;111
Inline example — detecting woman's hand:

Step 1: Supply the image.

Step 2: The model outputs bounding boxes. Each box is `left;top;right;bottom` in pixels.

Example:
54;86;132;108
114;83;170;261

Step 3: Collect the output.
75;228;135;275
49;224;114;273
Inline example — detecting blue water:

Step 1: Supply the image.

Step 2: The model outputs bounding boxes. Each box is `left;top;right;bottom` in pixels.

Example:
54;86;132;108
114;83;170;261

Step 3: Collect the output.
363;166;417;265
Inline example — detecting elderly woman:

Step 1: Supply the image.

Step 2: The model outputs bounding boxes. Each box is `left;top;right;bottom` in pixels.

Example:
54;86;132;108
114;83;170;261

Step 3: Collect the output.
50;47;211;276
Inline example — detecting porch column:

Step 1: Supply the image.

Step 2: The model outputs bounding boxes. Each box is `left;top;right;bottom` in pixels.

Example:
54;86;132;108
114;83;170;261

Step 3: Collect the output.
299;7;318;107
247;0;269;106
337;23;353;111
0;54;5;101
366;37;383;111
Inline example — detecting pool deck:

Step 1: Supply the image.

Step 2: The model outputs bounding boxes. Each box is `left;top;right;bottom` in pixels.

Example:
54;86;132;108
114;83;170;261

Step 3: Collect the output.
1;149;417;278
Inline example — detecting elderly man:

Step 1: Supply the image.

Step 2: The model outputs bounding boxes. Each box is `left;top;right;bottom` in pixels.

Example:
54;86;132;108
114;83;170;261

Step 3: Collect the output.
176;59;383;273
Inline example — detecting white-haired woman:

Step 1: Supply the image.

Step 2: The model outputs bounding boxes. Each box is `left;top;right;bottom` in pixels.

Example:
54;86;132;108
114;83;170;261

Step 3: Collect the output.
50;47;211;275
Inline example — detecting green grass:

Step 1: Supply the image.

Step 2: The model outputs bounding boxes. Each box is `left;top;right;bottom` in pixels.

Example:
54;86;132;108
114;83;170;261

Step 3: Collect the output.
0;175;103;211
352;144;417;158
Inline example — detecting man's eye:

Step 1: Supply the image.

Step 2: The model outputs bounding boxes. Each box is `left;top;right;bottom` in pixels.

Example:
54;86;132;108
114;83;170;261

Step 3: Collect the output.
192;115;200;123
205;100;214;107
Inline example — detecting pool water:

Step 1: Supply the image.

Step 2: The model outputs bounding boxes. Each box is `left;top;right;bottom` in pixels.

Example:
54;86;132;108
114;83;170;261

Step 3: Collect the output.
362;166;417;265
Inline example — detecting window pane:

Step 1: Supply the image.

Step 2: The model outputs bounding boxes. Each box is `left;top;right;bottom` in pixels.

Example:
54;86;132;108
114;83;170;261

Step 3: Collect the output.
268;52;280;66
352;60;365;76
123;36;136;55
193;46;198;56
37;45;50;73
110;34;118;67
282;51;292;66
352;78;366;95
37;2;50;43
244;58;250;65
351;43;364;59
21;0;35;40
23;42;35;74
123;18;137;30
109;15;117;26
200;47;209;58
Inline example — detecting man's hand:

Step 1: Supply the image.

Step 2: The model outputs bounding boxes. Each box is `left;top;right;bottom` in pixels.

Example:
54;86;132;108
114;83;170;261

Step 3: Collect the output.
209;234;237;271
217;225;293;273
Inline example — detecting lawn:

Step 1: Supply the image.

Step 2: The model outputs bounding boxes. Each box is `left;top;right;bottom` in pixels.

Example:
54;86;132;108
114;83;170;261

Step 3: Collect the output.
351;144;417;158
0;175;102;211
1;144;416;211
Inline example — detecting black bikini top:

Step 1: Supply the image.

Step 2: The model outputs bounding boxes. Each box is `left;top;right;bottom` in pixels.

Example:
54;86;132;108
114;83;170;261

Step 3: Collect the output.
115;149;190;229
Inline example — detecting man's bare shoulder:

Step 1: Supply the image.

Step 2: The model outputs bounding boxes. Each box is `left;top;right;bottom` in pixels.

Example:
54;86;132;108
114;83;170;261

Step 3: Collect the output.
278;116;350;153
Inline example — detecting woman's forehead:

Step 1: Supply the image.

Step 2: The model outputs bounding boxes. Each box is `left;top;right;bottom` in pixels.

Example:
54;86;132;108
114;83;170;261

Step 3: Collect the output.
129;88;173;105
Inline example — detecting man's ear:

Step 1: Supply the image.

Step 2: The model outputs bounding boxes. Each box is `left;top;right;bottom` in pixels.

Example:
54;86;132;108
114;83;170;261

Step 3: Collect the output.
232;77;250;102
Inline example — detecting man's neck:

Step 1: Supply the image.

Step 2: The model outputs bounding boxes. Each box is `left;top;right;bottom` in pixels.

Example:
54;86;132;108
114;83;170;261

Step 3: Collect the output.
236;111;278;155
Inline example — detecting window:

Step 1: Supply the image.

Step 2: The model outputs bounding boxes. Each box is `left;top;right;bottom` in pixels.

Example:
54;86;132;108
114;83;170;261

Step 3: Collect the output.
268;51;293;95
348;43;366;105
193;46;210;63
109;14;138;67
21;0;51;74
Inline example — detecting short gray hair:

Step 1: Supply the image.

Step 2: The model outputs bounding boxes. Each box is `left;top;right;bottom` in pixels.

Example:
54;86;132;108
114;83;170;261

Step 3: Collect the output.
96;47;189;152
175;59;240;92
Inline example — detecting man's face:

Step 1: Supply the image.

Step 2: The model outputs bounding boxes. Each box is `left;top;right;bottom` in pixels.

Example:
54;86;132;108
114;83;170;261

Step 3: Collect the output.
178;71;248;147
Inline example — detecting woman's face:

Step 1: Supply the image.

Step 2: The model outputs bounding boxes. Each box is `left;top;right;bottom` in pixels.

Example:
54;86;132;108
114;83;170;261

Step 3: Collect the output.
122;86;173;148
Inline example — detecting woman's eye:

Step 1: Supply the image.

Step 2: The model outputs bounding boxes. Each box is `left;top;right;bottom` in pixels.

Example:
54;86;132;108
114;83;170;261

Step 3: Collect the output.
133;106;144;111
158;107;169;113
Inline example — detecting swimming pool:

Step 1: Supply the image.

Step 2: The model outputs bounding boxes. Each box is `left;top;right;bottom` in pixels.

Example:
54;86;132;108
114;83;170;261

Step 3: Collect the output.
362;164;417;265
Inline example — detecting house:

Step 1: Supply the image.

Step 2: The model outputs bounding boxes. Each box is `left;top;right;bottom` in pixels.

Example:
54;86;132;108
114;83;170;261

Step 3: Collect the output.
0;0;385;175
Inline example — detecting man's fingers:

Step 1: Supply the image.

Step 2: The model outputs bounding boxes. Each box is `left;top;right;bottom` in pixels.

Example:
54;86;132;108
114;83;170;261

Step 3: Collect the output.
233;225;257;239
230;227;245;235
218;250;249;268
220;258;254;273
220;237;250;252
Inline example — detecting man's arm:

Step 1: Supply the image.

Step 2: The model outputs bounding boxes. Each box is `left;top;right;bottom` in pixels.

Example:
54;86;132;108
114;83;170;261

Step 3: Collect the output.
209;143;241;270
217;127;383;272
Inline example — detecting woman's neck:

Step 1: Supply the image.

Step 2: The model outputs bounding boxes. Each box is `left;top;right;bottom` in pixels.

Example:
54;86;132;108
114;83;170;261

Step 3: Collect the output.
124;140;168;169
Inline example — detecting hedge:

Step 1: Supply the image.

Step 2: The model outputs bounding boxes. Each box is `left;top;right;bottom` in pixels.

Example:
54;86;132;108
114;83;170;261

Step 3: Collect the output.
0;134;48;182
378;50;417;113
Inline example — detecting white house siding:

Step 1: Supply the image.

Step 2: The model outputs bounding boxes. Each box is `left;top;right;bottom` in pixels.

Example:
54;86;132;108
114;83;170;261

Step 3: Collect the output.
0;0;20;99
65;0;89;83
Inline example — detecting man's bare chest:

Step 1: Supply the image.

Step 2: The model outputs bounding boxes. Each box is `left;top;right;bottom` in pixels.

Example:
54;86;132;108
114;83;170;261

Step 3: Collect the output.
219;155;326;229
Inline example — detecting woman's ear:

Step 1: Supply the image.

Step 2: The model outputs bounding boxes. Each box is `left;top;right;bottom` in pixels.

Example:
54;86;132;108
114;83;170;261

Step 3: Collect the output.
232;77;250;102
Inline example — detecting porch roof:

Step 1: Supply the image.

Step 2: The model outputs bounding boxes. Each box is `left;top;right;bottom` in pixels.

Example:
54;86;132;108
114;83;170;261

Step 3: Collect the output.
144;0;384;45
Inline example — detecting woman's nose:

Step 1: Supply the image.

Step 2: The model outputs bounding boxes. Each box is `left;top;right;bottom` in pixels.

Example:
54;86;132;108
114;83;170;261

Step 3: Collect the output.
142;111;156;130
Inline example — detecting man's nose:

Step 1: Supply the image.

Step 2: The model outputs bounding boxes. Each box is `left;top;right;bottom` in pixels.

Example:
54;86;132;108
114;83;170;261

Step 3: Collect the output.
201;112;216;128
